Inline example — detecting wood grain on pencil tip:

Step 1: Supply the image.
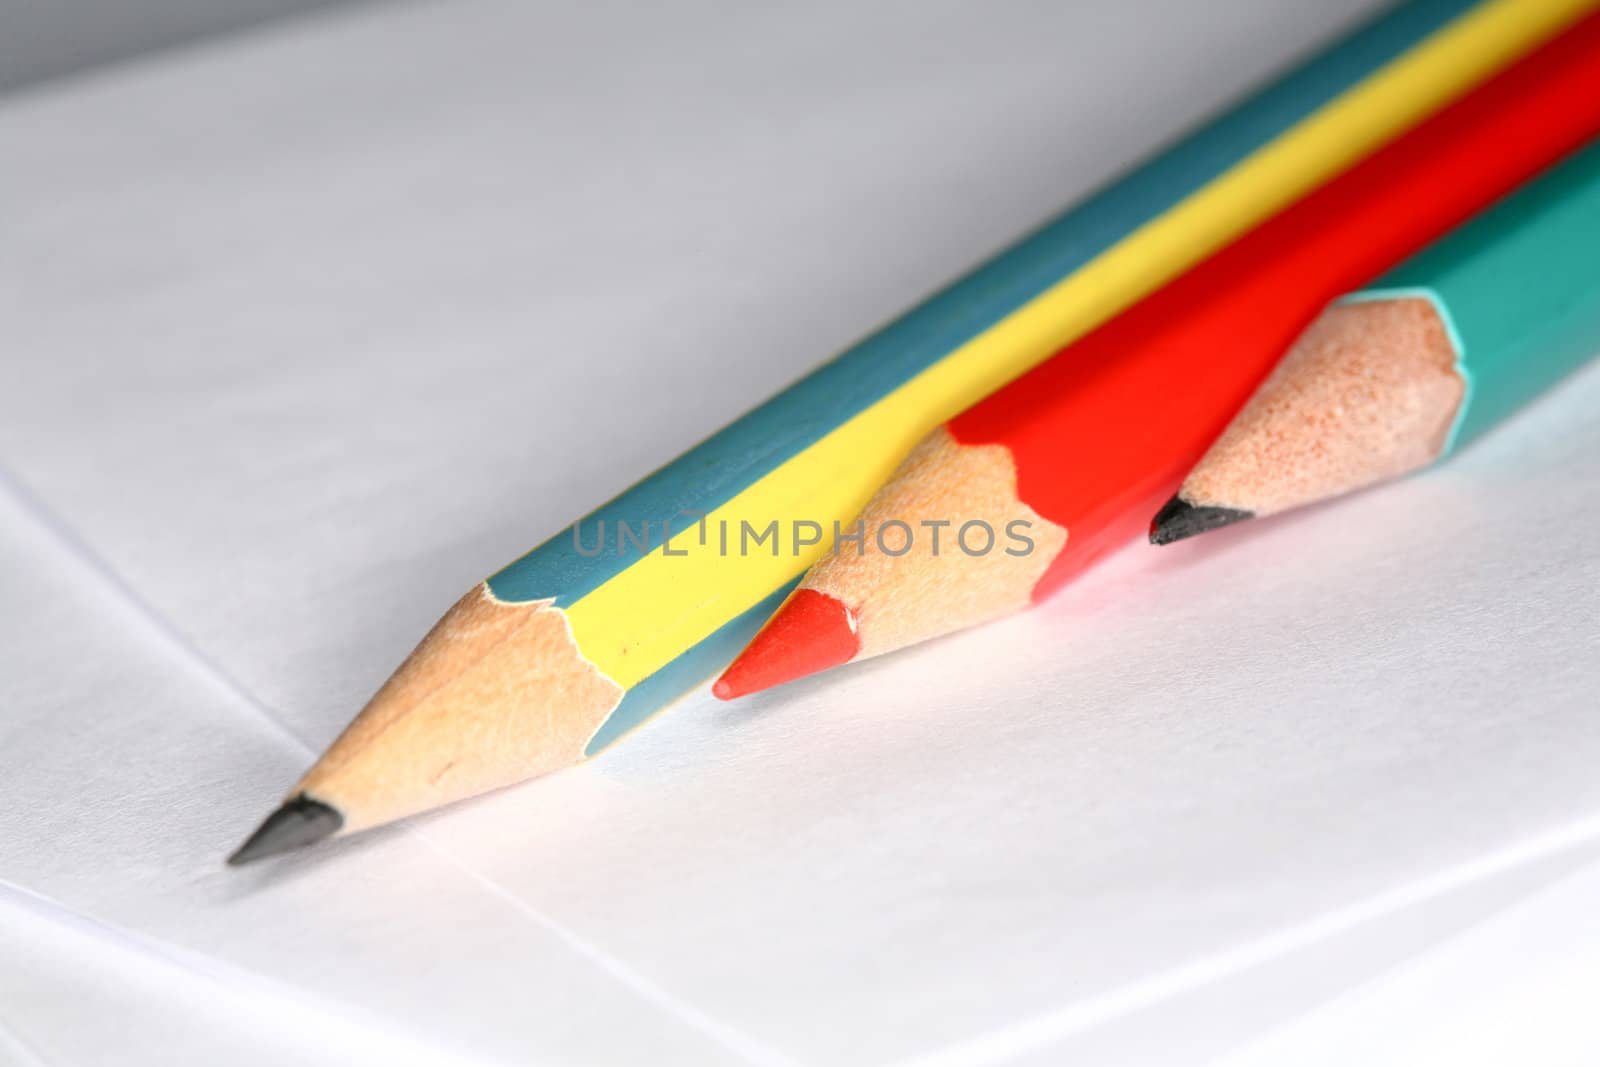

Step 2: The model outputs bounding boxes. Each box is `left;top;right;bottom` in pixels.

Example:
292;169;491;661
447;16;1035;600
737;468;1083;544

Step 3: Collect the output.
1150;299;1463;544
1152;137;1600;545
231;585;624;860
714;429;1066;699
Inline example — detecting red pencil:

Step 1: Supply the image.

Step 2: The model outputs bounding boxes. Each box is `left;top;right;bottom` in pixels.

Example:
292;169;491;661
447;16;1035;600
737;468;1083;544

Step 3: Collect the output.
714;10;1600;699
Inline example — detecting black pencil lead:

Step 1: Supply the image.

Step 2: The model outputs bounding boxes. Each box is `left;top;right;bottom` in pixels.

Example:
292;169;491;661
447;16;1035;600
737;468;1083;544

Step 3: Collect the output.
228;794;343;866
1148;496;1253;546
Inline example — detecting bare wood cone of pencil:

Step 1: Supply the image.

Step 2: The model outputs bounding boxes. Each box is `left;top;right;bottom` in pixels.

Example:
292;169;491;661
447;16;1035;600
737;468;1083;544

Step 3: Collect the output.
228;588;623;864
1148;298;1465;543
1152;136;1600;546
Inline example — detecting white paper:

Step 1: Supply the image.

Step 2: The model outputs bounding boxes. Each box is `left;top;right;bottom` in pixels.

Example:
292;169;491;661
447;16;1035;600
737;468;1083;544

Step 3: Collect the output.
1221;853;1600;1066
0;878;441;1067
5;0;1599;1062
0;482;768;1066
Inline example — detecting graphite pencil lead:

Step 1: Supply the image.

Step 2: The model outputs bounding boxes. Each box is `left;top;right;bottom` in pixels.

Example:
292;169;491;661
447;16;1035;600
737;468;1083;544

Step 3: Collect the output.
1148;497;1254;546
228;794;344;866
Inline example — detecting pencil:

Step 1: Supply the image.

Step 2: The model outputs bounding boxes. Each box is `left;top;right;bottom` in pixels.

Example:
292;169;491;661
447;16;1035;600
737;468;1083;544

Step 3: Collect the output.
712;13;1600;701
231;0;1590;862
1149;139;1600;546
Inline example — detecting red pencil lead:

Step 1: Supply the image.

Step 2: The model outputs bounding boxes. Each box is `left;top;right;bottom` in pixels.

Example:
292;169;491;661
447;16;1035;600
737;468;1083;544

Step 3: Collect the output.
713;589;860;699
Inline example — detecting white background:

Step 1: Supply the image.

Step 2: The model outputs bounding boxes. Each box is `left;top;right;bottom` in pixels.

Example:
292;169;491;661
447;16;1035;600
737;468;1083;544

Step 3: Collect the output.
3;0;1599;1063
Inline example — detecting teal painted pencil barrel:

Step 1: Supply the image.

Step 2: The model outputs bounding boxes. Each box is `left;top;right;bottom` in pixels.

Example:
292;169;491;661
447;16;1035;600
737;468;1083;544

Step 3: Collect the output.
1359;137;1600;450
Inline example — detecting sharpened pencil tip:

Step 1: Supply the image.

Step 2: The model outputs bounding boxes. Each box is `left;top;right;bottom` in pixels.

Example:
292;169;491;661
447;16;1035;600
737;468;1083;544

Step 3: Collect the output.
1148;496;1254;546
714;588;861;699
228;794;343;866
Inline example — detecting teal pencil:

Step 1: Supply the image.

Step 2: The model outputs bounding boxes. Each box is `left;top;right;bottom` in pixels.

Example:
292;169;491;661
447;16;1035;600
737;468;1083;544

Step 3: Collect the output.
1153;136;1600;544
